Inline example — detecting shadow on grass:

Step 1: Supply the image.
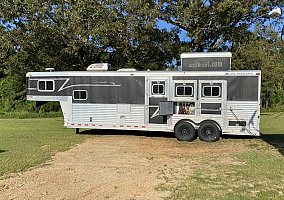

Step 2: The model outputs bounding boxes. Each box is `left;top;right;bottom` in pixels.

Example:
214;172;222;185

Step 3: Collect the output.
261;134;284;156
0;150;7;153
79;129;176;139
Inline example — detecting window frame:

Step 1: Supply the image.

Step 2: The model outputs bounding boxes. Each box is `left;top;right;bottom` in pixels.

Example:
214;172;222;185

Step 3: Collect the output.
202;86;221;97
73;90;88;100
37;80;55;92
151;83;165;95
176;85;194;97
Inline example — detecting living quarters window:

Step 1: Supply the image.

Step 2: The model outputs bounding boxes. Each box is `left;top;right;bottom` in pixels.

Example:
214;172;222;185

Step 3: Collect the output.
152;82;165;95
203;86;220;97
176;85;193;96
73;90;88;100
37;80;54;92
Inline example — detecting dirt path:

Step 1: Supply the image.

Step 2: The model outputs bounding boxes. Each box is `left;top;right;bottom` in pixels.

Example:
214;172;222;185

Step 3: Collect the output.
0;133;246;200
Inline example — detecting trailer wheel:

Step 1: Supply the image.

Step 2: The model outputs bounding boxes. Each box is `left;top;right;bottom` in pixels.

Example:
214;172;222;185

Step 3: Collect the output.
174;122;196;142
198;122;220;142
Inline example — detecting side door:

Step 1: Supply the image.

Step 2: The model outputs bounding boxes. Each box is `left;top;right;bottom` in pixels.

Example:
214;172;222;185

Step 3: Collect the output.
146;78;170;126
172;80;197;115
198;80;227;118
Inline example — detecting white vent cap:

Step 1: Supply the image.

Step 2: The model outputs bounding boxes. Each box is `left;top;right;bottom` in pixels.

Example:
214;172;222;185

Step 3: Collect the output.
87;63;110;71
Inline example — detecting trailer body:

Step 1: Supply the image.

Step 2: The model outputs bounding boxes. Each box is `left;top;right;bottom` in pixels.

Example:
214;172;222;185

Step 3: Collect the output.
26;69;261;141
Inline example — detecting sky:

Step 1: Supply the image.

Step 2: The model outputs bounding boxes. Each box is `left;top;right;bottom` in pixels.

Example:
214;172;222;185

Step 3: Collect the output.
157;19;190;42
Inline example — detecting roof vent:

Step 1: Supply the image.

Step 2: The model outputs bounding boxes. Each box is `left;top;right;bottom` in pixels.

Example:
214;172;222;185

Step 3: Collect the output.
87;63;111;71
45;68;55;72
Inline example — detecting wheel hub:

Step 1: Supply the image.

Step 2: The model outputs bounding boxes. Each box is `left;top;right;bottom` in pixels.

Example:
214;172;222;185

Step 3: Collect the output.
181;129;188;135
205;129;212;135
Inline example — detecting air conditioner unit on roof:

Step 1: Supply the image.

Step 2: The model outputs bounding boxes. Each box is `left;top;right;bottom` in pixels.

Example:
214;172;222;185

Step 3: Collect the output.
86;63;111;71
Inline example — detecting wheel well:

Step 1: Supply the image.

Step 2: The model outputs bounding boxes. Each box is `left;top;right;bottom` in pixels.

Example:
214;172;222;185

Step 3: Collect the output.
174;119;197;131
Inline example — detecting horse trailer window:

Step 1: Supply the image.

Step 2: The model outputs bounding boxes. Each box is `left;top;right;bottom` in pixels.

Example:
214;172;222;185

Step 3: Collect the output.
203;86;220;97
73;90;88;100
37;80;54;92
152;84;164;95
176;85;193;96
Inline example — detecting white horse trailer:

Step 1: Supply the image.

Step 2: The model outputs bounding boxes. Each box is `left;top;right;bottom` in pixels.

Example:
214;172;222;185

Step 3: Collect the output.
26;65;261;142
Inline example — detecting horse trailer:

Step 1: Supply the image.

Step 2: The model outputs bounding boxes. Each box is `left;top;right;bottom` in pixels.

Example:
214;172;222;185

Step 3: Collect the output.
26;53;261;142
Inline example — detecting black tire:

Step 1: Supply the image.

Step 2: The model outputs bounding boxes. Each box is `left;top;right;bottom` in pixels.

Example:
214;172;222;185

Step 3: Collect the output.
198;122;220;142
174;122;196;142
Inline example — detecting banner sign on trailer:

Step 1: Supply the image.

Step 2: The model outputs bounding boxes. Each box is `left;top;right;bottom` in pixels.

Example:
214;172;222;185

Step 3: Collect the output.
181;52;231;71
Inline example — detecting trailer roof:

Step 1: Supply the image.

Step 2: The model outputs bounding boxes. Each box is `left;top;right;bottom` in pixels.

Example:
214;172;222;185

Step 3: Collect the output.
181;52;232;58
27;70;261;77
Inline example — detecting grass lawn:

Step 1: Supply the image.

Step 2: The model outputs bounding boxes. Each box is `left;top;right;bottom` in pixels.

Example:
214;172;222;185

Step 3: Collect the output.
158;112;284;200
0;118;86;179
0;113;284;199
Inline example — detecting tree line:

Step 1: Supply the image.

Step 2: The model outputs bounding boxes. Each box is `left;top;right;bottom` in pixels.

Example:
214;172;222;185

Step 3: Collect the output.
0;0;284;112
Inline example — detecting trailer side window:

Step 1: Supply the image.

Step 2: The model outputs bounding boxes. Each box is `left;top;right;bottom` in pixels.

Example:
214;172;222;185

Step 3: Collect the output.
152;83;165;95
73;90;88;100
176;85;193;96
37;80;54;92
203;86;220;97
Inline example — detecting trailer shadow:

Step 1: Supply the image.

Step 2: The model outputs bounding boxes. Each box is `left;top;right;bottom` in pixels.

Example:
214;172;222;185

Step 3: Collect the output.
261;134;284;156
79;129;176;139
215;134;284;156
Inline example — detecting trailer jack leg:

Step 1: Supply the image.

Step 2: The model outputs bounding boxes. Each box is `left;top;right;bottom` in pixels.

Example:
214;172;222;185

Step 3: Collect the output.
76;128;80;134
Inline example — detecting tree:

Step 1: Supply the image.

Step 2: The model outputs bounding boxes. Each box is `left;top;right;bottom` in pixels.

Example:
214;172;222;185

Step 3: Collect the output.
232;24;284;109
156;0;284;52
0;0;180;74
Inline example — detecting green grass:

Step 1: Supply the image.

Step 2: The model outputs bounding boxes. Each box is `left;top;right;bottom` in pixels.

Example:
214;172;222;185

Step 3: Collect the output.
1;112;284;199
0;118;86;178
158;113;284;200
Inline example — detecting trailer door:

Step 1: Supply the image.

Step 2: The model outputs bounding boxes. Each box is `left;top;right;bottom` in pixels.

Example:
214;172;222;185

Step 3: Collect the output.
198;80;227;119
146;77;171;127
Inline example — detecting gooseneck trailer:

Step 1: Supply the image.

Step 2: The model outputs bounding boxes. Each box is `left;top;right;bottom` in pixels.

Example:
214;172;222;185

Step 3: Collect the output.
26;52;261;142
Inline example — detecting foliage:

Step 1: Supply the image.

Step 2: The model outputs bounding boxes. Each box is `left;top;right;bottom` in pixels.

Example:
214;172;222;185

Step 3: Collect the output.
0;111;62;119
232;25;284;108
157;0;283;52
0;74;27;112
0;0;180;73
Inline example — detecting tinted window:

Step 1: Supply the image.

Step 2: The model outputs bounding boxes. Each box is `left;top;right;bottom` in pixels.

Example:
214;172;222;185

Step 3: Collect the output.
203;86;220;97
73;90;87;100
152;84;164;95
212;87;220;97
158;85;164;94
203;87;211;96
176;87;184;96
176;86;193;96
38;81;45;91
46;81;53;90
185;87;192;96
38;80;54;91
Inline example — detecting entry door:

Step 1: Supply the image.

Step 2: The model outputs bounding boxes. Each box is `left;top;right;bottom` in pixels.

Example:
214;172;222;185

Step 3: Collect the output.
147;78;169;125
198;80;227;116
